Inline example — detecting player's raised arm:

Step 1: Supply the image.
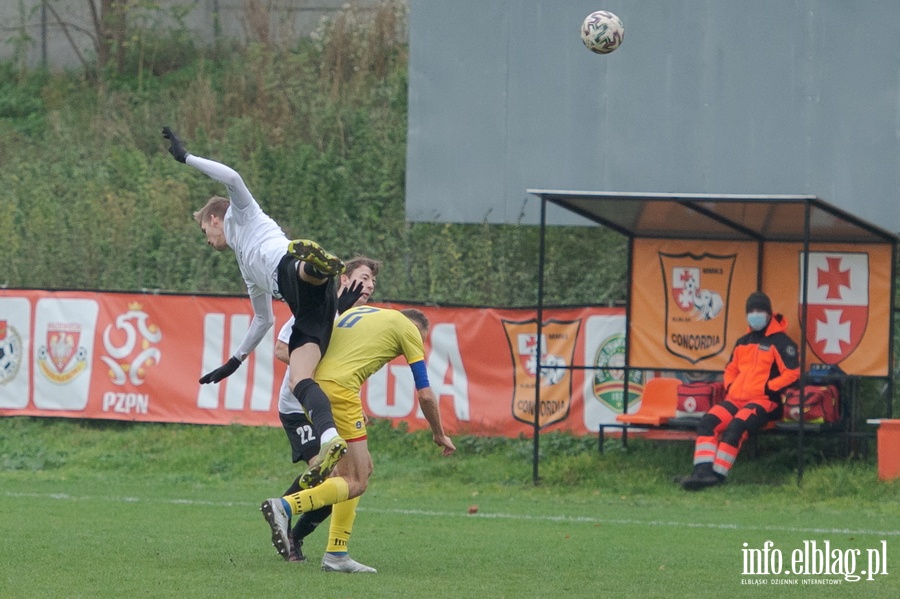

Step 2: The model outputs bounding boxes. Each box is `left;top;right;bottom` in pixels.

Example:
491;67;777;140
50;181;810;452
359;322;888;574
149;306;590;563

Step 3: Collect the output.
198;287;275;385
162;127;256;211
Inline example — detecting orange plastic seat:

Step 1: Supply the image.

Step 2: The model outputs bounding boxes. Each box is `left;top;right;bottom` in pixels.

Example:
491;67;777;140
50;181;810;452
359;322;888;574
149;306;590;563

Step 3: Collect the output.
615;377;681;426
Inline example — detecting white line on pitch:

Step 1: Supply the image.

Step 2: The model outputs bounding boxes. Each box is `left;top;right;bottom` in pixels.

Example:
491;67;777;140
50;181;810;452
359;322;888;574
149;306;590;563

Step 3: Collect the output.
4;490;898;537
362;507;900;537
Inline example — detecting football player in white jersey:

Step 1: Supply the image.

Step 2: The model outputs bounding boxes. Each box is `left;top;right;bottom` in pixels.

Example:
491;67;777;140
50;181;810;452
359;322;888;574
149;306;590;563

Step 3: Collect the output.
163;127;360;484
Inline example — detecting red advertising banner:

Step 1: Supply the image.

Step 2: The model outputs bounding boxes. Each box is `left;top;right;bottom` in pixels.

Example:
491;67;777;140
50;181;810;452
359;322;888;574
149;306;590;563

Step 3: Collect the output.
629;239;893;376
0;290;626;437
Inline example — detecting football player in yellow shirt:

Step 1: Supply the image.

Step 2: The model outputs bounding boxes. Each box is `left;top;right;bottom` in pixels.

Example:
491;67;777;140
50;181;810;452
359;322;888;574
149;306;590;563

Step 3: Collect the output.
274;256;379;563
261;306;456;572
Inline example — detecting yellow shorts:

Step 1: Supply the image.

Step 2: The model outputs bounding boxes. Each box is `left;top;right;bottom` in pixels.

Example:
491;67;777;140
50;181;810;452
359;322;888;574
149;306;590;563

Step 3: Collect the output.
318;380;367;441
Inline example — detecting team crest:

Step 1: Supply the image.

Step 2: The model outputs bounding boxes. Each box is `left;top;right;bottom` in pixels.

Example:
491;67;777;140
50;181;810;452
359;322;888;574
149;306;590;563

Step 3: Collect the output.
502;319;580;429
660;253;736;364
100;302;162;386
0;320;24;385
591;333;643;411
800;252;868;365
37;322;88;384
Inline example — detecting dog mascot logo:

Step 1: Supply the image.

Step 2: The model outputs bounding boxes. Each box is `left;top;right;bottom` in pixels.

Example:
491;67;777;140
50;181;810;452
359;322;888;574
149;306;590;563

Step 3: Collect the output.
660;253;736;364
502;319;580;428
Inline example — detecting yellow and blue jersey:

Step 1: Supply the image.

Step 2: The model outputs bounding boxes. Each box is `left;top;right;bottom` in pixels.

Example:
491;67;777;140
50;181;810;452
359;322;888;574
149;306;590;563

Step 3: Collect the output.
315;306;425;394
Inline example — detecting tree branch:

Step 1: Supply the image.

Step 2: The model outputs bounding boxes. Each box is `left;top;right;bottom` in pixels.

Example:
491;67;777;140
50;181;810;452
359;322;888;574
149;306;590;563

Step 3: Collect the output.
44;1;92;71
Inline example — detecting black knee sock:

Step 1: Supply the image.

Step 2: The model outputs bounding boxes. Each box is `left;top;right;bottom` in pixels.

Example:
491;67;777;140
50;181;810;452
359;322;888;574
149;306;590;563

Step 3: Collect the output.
291;506;333;544
293;378;336;436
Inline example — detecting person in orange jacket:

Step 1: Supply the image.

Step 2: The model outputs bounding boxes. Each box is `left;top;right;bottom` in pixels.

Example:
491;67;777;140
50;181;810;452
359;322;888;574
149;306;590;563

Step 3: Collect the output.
680;291;800;490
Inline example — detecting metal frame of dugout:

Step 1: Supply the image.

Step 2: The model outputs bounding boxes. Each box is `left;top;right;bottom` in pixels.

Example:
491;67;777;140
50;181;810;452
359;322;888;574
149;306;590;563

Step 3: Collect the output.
528;190;898;485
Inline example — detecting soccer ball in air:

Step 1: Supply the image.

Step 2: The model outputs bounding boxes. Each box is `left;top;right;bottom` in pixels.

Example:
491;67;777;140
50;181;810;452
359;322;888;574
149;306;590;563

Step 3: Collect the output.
581;10;624;54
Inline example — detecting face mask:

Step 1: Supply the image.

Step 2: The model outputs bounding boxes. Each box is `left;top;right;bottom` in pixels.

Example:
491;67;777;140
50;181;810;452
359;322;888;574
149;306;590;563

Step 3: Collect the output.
747;312;769;331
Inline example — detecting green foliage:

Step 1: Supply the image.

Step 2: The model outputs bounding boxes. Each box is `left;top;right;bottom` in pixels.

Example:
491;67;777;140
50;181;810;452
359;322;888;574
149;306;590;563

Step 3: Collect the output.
0;62;47;135
0;2;625;305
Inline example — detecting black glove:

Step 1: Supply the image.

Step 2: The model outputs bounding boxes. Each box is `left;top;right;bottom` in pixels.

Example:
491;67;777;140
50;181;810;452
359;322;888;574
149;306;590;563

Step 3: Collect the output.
337;280;365;314
162;126;188;163
199;356;242;384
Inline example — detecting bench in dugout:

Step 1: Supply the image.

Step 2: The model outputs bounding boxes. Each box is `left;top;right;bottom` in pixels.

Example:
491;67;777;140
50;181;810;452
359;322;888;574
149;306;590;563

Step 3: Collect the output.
597;378;854;454
597;377;692;452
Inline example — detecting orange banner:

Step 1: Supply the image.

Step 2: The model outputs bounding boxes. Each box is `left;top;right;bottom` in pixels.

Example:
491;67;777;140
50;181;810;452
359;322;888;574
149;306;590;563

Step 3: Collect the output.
0;290;627;436
630;239;758;371
629;239;893;376
501;318;581;429
763;243;893;377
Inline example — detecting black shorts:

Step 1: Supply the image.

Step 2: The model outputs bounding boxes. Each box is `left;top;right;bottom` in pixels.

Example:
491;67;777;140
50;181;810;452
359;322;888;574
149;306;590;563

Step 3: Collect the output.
279;410;321;464
276;254;338;354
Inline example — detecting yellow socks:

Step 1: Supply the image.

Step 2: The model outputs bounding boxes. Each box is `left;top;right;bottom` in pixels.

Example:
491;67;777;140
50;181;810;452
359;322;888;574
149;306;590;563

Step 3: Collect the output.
326;496;360;553
284;477;350;516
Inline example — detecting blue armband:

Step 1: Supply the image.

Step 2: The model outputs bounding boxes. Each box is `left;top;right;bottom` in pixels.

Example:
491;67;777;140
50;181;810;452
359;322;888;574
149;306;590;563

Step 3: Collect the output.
410;361;430;390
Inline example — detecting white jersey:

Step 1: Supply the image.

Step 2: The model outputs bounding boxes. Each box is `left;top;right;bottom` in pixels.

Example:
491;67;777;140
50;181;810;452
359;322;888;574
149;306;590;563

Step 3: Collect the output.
276;318;304;414
187;155;289;359
187;155;288;298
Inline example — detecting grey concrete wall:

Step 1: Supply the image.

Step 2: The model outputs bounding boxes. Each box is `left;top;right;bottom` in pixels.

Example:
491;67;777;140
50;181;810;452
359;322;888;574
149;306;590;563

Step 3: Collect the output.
0;0;383;69
406;0;900;232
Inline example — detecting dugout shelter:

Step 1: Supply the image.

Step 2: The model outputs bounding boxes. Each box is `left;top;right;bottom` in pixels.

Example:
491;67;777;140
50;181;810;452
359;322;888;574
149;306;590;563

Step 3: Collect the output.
528;190;898;482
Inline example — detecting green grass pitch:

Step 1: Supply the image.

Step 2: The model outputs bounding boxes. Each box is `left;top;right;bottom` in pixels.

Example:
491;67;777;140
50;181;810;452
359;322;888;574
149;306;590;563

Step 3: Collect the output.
1;417;897;598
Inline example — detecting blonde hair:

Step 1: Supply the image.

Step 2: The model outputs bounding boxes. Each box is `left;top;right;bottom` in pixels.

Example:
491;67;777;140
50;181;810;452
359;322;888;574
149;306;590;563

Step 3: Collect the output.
193;196;230;225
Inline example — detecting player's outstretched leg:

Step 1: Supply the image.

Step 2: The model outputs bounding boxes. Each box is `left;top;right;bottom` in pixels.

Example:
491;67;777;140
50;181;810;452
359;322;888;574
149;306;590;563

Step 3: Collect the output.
321;553;377;573
288;239;345;277
288;538;306;563
297;436;348;489
290;506;331;562
260;498;292;559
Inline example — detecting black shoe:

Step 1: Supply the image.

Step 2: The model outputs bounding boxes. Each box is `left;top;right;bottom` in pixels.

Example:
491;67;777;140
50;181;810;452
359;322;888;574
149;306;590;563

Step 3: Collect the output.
288;539;307;563
676;462;712;487
681;473;723;491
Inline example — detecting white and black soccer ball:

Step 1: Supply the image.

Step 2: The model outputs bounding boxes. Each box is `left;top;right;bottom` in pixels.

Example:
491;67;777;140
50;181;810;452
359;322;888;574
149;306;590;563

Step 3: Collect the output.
581;10;624;55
